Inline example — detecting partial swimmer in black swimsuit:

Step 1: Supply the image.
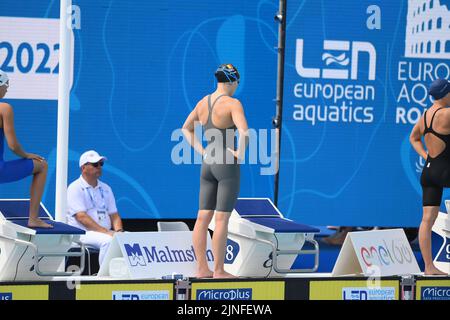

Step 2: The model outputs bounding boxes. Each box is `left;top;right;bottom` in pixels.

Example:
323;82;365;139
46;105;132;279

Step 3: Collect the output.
410;78;450;275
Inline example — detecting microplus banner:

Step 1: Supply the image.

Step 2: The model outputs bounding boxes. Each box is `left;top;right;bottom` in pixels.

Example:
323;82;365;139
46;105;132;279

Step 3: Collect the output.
279;0;450;227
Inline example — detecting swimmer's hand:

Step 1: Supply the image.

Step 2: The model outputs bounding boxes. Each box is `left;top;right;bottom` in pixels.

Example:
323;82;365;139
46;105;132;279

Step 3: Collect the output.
227;148;243;161
26;153;45;162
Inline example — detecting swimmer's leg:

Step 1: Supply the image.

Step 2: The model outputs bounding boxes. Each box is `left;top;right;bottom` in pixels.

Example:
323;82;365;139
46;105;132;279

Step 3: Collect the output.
212;211;236;279
28;159;52;228
420;205;447;275
193;209;214;278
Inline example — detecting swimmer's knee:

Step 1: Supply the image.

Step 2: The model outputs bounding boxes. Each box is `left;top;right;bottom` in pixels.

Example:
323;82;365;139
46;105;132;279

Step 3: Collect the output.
33;159;48;173
421;214;437;225
214;211;231;224
196;210;214;223
41;160;48;171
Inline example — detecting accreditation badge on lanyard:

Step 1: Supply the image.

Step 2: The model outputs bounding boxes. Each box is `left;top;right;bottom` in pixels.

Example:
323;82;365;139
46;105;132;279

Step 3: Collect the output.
86;187;107;221
97;209;107;221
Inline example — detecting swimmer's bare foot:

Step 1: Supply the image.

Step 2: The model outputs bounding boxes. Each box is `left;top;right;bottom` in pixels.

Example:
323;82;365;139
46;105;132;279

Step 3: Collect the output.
196;268;214;278
28;218;53;228
424;265;447;276
213;271;237;279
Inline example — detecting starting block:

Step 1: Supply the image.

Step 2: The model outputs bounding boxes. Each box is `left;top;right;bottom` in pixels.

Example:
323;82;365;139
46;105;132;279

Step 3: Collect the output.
432;200;450;274
209;198;320;277
0;199;85;281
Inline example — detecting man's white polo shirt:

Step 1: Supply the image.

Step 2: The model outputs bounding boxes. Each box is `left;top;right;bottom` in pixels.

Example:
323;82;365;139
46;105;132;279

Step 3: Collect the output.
67;176;118;231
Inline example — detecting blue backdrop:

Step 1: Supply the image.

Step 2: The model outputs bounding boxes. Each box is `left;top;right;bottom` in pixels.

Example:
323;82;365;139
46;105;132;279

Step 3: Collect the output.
0;0;277;219
0;0;448;227
279;0;450;226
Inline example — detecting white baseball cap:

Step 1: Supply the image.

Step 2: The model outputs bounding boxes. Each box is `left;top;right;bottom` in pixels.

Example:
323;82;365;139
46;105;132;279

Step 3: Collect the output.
79;150;107;167
0;70;9;87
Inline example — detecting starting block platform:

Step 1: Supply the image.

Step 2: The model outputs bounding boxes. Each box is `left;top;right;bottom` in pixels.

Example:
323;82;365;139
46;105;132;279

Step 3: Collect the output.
209;198;320;277
432;200;450;274
0;199;86;281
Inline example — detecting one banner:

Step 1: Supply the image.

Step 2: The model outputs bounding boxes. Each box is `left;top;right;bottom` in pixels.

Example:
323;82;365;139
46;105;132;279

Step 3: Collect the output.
416;280;450;300
0;285;49;300
191;281;285;300
98;231;213;279
75;283;174;300
309;280;399;300
279;0;450;227
0;16;74;100
332;229;421;276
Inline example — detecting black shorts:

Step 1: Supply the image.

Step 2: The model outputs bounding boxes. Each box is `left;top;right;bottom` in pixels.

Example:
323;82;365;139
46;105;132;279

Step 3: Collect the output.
420;156;450;206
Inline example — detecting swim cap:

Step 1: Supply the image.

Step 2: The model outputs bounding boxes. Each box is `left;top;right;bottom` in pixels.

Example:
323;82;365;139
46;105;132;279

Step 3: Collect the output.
428;78;450;100
215;64;240;83
0;70;9;87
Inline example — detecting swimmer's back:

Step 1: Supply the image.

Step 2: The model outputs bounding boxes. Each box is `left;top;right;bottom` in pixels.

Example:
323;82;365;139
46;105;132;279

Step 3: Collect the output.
196;94;241;129
421;106;450;158
0;102;13;129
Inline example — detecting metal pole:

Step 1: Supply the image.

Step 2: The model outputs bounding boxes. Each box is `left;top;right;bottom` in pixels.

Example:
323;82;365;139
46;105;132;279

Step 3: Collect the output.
273;0;287;206
55;0;72;221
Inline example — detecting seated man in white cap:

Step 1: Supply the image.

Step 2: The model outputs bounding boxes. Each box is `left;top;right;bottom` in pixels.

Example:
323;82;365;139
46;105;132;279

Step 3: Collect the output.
67;150;124;266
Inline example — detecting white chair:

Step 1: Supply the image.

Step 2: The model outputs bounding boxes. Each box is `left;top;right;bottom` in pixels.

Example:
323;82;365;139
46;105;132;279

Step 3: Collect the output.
157;221;190;232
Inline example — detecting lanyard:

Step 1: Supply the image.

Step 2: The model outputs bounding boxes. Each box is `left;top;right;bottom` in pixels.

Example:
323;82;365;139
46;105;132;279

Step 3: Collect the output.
84;186;107;210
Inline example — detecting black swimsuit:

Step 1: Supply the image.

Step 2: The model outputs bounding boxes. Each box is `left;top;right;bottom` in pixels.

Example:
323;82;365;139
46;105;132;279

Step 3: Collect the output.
420;107;450;206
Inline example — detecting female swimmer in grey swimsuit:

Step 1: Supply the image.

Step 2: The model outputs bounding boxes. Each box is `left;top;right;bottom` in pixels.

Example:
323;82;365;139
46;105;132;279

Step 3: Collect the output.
182;64;248;278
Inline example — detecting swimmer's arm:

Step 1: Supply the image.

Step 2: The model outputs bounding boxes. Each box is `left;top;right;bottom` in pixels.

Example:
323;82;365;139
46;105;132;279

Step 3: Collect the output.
230;100;249;160
182;105;205;156
409;119;427;160
445;109;450;131
1;103;28;158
